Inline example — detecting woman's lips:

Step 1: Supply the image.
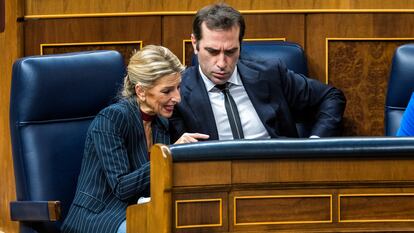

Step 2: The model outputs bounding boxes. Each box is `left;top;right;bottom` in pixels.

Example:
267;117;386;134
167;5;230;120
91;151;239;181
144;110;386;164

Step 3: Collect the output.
164;105;174;112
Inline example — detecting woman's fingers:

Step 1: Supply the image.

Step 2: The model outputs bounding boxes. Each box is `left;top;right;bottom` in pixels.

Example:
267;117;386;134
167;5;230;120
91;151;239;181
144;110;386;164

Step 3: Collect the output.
186;133;210;140
174;133;210;144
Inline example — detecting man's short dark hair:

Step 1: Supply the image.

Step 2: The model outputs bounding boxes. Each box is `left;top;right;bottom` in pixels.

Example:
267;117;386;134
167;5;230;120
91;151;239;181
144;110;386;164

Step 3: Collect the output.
192;3;245;49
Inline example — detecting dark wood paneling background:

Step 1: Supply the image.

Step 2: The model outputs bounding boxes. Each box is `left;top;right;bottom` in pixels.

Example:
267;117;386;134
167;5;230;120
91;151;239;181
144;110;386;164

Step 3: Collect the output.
0;0;4;32
25;16;161;57
328;40;413;136
306;13;414;136
42;43;142;67
23;0;414;15
3;1;414;233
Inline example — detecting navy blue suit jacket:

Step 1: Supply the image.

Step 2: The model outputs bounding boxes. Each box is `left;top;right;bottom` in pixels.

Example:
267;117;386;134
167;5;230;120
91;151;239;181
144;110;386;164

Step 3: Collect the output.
62;98;169;233
170;58;346;141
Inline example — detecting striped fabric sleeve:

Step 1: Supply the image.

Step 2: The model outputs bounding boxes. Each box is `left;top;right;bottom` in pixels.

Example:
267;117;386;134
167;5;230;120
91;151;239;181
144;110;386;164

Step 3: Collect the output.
92;109;150;201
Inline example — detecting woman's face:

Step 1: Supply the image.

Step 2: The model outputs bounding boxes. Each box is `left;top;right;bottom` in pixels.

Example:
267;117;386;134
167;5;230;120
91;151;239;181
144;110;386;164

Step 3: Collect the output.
137;73;181;118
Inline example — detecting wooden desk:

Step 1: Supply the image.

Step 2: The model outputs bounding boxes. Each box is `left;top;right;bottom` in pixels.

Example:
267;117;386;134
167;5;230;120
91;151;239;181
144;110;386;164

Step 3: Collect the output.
127;139;414;232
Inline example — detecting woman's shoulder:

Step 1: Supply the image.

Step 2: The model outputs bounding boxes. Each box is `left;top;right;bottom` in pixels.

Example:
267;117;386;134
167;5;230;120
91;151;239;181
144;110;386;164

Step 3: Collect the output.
88;99;138;135
96;98;137;123
100;99;128;114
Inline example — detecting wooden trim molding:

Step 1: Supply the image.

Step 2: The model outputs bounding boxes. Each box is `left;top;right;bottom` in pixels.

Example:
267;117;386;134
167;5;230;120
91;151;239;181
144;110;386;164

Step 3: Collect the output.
23;9;414;20
40;41;143;55
182;39;191;65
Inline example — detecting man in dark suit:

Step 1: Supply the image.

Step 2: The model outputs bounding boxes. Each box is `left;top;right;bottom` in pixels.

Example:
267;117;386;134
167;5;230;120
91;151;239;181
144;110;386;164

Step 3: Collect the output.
170;3;346;141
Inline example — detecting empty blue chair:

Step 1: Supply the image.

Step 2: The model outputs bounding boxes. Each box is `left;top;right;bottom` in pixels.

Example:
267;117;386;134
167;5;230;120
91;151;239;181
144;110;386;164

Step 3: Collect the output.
9;51;125;233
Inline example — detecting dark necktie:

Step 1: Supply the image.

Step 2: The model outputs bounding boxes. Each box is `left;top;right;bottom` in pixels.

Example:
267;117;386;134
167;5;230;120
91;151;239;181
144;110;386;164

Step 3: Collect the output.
216;82;244;139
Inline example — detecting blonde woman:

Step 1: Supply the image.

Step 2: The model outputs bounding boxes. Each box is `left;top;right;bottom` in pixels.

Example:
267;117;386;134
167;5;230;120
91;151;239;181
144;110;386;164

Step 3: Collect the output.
62;45;208;233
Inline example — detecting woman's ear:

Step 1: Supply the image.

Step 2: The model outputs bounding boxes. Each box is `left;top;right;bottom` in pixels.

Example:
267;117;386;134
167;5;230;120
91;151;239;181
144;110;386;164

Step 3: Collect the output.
191;34;199;54
135;84;146;102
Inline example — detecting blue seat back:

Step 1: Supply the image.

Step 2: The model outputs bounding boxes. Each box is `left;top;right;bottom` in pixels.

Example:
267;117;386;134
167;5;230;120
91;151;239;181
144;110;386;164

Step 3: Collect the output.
10;51;125;233
385;44;414;136
191;41;308;76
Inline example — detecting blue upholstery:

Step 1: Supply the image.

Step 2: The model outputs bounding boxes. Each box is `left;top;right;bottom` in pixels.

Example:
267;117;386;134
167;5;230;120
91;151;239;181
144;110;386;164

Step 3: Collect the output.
169;137;414;162
191;41;308;76
385;44;414;136
191;41;311;137
9;51;125;233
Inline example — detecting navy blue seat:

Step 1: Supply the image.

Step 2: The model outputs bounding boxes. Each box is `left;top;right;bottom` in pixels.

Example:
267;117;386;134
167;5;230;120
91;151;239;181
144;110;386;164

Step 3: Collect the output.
192;41;311;137
9;51;125;233
385;44;414;136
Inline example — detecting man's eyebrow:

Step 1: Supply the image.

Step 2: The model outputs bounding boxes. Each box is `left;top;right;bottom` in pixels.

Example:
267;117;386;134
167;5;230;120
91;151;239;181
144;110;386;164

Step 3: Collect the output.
204;46;239;52
204;47;219;51
226;47;238;52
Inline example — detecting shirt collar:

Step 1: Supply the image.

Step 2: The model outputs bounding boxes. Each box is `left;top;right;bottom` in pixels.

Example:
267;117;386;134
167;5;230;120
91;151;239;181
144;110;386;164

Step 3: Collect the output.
198;65;241;92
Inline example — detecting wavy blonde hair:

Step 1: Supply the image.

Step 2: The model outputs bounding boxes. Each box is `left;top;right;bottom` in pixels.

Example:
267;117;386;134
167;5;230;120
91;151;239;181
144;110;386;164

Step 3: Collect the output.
122;45;185;98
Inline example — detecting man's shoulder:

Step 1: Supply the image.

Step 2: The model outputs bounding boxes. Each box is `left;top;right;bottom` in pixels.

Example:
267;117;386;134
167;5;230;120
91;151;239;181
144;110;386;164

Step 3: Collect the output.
181;66;198;81
180;66;201;90
239;55;283;72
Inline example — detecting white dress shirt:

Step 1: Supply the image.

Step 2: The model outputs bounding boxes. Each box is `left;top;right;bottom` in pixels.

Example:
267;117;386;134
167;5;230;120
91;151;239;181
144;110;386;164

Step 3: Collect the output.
199;66;270;140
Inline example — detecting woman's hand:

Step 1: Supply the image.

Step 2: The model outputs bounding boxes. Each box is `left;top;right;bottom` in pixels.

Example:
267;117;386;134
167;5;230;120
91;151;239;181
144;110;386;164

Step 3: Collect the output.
174;133;210;144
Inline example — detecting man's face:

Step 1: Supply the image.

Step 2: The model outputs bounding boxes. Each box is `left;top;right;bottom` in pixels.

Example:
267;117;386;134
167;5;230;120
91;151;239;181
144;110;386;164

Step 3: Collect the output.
192;22;240;85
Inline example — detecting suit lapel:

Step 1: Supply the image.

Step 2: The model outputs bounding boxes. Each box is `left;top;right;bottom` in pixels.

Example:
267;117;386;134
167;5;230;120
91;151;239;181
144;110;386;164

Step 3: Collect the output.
153;117;170;145
238;62;279;137
124;98;151;165
183;67;219;140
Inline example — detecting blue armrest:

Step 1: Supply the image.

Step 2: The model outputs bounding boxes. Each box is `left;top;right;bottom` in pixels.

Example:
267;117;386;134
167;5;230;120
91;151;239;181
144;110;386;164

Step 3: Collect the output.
169;137;414;161
10;201;61;221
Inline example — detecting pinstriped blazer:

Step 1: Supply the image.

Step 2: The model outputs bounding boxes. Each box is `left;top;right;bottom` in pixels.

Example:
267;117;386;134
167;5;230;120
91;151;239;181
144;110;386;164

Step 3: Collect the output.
62;98;170;233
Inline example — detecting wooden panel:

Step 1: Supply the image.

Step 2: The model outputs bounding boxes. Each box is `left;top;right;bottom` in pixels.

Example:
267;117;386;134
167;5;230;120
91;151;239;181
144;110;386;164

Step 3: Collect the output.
307;13;414;136
0;0;23;232
24;16;161;57
162;15;193;65
176;199;221;227
232;158;414;184
173;192;228;233
234;195;331;225
163;14;304;67
241;14;304;48
173;161;231;187
230;188;414;232
24;0;414;16
327;40;414;136
41;41;142;67
340;194;414;222
129;144;414;233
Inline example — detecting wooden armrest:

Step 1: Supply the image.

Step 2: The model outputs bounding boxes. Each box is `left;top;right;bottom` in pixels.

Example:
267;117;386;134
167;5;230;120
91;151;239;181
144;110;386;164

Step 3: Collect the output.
126;144;173;233
10;201;61;221
127;203;149;233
